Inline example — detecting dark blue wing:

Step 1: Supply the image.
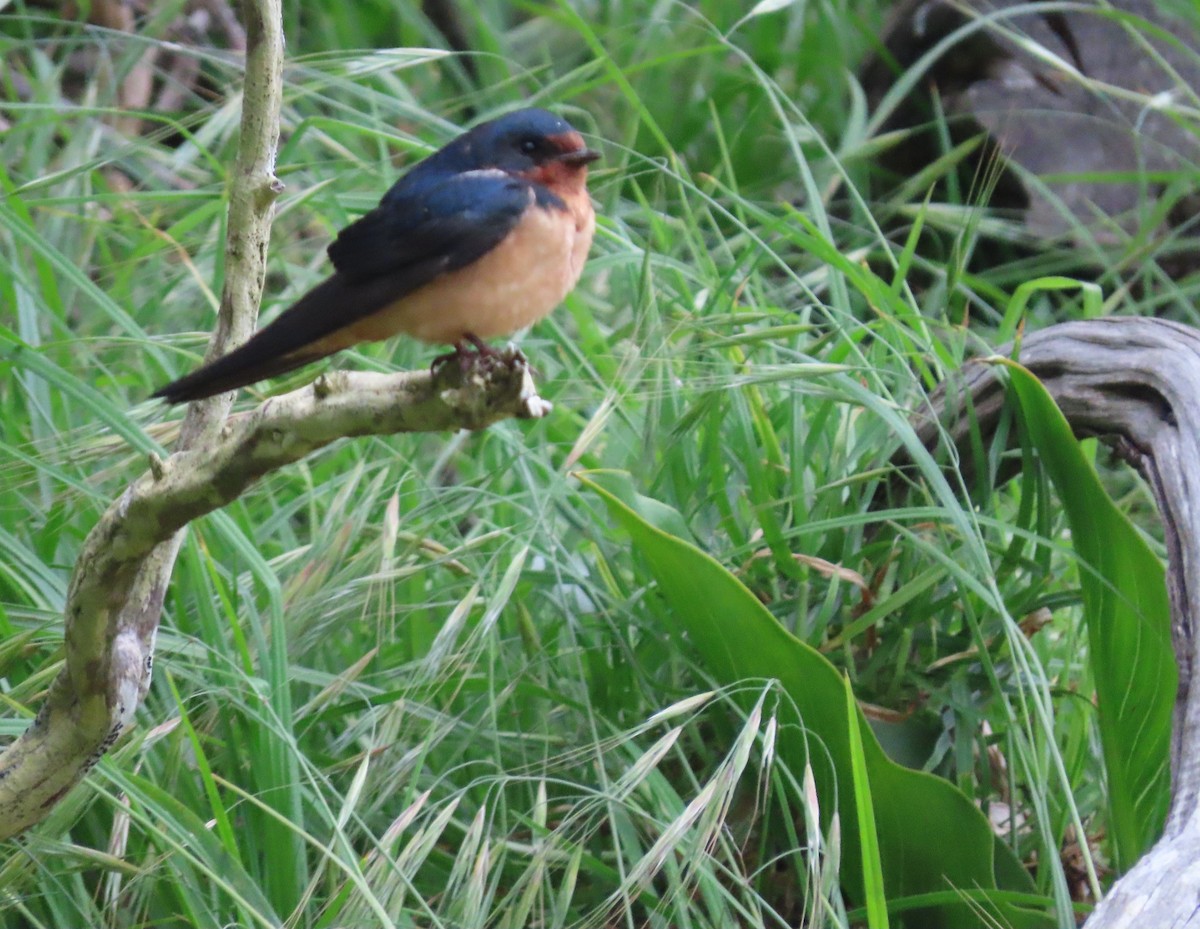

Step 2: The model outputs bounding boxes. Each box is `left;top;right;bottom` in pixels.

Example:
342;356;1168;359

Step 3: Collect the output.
326;171;532;284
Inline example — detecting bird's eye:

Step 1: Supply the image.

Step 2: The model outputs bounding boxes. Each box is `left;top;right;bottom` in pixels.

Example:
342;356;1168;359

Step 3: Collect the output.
519;138;539;154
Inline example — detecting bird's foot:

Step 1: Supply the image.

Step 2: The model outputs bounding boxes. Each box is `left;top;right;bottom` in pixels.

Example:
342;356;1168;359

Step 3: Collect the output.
430;335;526;376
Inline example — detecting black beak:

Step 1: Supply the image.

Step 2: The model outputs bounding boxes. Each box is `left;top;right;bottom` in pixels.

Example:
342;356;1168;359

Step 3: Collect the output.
557;148;602;166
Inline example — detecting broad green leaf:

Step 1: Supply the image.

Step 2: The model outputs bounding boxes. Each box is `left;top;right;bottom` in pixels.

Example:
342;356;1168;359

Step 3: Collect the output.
581;470;1052;928
1003;360;1173;870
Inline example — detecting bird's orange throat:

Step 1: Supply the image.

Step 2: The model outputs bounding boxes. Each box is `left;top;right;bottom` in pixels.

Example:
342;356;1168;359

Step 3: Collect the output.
527;159;590;194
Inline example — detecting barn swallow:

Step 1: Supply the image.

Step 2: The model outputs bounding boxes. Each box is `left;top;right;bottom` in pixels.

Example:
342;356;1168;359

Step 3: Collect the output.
152;107;599;404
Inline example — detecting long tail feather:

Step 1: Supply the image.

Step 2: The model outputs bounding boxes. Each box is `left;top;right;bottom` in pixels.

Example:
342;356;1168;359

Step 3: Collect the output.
152;275;377;404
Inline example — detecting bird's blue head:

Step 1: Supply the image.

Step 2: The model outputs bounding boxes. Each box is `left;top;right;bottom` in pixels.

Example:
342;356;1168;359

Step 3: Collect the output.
423;107;600;179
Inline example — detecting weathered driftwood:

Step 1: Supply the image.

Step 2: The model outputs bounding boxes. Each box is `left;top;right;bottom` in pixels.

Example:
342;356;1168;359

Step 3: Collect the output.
913;317;1200;926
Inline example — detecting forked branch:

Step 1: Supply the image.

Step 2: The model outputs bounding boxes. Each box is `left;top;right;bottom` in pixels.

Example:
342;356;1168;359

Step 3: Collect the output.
0;0;551;840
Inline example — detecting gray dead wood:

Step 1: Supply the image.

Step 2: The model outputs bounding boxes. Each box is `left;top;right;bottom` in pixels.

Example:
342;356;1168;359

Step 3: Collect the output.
911;317;1200;926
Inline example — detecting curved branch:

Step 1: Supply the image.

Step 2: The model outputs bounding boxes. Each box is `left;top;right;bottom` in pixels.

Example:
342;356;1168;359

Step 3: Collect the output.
0;0;556;843
906;317;1200;926
5;0;261;839
0;359;550;840
98;362;551;566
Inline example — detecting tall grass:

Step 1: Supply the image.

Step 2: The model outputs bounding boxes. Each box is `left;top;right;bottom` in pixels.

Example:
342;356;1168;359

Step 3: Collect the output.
1;0;1197;925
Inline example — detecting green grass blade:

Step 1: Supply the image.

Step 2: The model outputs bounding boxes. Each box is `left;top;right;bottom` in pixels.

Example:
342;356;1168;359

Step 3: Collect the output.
845;674;888;929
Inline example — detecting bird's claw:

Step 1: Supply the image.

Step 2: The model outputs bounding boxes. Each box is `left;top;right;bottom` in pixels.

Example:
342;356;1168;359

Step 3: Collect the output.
430;336;526;377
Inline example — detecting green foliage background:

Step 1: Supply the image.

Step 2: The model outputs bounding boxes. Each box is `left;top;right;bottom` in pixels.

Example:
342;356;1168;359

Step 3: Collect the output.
1;0;1197;926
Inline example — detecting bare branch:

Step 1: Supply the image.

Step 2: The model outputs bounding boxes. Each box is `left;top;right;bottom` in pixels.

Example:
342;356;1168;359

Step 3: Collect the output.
0;0;284;839
0;357;551;840
183;0;284;441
